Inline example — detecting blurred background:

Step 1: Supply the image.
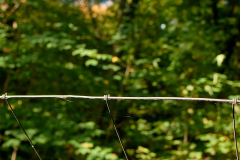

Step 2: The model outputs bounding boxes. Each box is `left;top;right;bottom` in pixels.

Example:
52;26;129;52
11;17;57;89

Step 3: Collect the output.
0;0;240;159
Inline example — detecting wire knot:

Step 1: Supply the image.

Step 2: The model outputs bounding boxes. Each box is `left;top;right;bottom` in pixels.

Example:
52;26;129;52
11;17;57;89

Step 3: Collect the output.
103;94;110;100
233;97;239;104
2;93;7;99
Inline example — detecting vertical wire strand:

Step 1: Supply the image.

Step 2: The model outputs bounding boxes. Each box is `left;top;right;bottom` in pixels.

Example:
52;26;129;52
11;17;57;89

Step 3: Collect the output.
5;99;42;160
232;103;239;160
105;95;129;160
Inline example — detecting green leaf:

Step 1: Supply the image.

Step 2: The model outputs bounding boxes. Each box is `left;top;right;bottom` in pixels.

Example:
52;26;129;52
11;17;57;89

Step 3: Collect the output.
2;139;20;148
102;64;121;71
85;59;98;66
78;121;95;129
72;47;97;57
214;54;225;67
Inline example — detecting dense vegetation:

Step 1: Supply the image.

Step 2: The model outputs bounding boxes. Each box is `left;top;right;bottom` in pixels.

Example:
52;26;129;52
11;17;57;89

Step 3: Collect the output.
0;0;240;159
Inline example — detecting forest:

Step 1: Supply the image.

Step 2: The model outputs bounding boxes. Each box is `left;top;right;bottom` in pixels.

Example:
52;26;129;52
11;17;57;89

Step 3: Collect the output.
0;0;240;159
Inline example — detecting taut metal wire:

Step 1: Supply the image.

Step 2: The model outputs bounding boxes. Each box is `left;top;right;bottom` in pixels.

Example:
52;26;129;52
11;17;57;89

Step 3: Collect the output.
5;98;42;160
104;95;129;160
1;94;239;104
232;97;239;160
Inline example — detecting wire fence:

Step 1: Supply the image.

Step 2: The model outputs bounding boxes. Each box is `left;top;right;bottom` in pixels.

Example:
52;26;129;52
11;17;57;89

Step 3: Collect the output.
1;93;240;160
1;93;239;103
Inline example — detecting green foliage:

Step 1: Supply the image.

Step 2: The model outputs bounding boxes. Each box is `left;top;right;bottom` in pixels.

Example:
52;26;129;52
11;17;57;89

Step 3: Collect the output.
0;0;240;159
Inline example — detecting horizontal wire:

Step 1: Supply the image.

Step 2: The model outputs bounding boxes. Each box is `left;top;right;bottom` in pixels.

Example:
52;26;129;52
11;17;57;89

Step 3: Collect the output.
1;95;103;99
108;97;234;103
1;94;239;103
